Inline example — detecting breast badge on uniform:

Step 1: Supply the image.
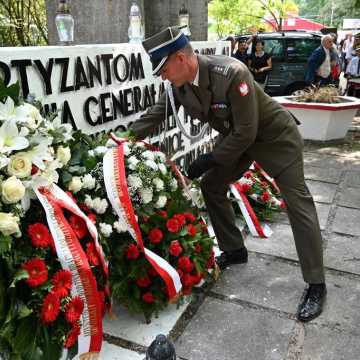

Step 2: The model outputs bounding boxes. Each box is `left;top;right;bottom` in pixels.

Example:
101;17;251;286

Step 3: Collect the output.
238;82;249;96
210;103;228;110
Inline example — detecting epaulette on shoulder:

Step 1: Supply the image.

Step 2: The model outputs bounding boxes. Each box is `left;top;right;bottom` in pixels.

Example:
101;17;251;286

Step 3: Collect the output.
209;64;231;77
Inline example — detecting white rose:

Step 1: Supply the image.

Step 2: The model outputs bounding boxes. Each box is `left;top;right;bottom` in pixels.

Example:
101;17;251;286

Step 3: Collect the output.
99;223;113;237
145;160;158;171
56;146;71;166
68;176;83;193
82;174;96;189
114;221;128;233
153;178;164;191
16;103;42;129
127;174;142;190
142;150;155;161
0;212;20;236
139;188;153;204
155;195;167;208
128;156;139;167
7;152;32;178
158;163;167;175
1;176;25;204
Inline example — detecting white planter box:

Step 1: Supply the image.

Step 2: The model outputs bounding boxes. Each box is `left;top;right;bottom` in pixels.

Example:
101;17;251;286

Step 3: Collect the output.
274;96;360;141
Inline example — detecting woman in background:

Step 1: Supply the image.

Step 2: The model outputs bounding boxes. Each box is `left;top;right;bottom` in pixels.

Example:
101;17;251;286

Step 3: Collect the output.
248;40;272;87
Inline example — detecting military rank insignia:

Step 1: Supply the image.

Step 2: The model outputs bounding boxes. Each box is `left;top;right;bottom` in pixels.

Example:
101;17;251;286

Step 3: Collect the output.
210;103;228;110
238;82;249;96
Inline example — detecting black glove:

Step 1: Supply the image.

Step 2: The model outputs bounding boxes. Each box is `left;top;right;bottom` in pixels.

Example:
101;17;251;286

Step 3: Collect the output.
187;153;217;180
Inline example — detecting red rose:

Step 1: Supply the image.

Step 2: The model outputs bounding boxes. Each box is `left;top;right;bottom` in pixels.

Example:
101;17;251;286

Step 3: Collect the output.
27;223;53;248
41;292;60;324
178;256;194;273
69;215;88;239
65;296;84;324
157;210;168;218
136;276;151;288
52;269;72;298
177;269;184;279
280;200;286;209
261;191;271;202
86;242;99;266
87;213;97;224
148;228;163;244
142;291;155;304
147;267;158;277
184;212;196;222
244;171;253;179
166;218;181;233
22;258;48;287
64;324;81;348
194;243;202;254
187;224;197;237
240;183;251;193
126;243;140;260
169;240;183;257
190;273;203;285
181;273;192;287
173;214;186;226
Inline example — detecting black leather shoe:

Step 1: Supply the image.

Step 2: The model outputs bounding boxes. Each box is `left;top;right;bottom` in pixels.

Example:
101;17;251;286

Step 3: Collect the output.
216;248;248;270
297;283;326;322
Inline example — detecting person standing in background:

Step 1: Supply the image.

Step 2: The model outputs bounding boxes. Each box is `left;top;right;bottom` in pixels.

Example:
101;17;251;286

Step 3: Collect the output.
248;40;272;87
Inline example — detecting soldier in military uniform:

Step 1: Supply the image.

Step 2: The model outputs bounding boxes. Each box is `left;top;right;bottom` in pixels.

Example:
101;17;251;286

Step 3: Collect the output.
130;26;326;322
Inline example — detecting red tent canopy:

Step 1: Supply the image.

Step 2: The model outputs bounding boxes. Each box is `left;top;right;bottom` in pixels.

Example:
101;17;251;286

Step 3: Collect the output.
268;16;325;31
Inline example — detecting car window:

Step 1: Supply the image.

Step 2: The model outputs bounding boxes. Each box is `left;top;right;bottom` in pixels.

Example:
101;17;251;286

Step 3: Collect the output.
285;38;321;62
262;39;284;59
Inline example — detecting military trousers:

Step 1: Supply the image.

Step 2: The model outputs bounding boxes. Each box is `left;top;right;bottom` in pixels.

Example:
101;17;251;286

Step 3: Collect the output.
200;153;325;284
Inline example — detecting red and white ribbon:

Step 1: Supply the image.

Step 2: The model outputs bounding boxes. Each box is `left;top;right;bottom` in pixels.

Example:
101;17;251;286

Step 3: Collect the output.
252;162;280;194
35;184;105;357
230;182;272;238
103;145;182;300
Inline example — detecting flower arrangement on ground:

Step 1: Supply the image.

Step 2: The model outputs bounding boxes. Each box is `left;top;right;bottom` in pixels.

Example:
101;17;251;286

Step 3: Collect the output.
0;82;108;359
61;134;216;322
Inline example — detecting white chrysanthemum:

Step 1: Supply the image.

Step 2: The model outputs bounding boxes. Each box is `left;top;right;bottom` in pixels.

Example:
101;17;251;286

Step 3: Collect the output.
154;195;167;209
85;194;93;208
94;146;108;156
153;178;164;191
99;223;113;237
114;221;128;233
128;156;139;170
82;174;96;189
142;150;155;161
127;174;142;189
144;160;158;171
170;178;178;191
68;176;82;193
158;163;167;175
154;151;166;163
239;178;253;186
92;197;108;214
139;187;153;204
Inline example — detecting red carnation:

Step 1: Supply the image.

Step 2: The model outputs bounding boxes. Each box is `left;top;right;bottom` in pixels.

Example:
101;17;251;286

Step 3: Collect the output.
136;276;151;288
240;183;251;193
261;181;269;188
280;200;286;209
178;256;194;273
126;243;140;260
69;215;88;239
142;291;155;304
41;292;60;324
190;273;203;286
194;243;202;254
177;269;184;279
261;191;271;202
22;258;48;287
65;191;77;204
244;171;253;179
187;224;197;237
86;242;99;266
27;223;53;248
157;210;168;218
166;218;181;233
184;212;196;222
65;296;84;324
52;269;72;298
87;213;97;224
181;273;192;287
147;267;158;277
169;240;183;257
31;165;39;175
148;228;163;244
173;214;186;226
64;324;81;348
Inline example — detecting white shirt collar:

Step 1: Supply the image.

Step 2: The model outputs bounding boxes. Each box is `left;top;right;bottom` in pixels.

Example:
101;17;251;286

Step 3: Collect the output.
192;66;200;87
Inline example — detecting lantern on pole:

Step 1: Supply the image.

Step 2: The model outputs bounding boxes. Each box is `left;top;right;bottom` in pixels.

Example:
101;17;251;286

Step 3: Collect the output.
55;0;74;44
178;4;191;37
128;1;144;43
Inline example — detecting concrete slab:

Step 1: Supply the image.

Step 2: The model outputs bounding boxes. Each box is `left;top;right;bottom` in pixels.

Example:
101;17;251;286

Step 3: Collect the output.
212;254;304;314
304;165;342;184
101;342;144;360
338;187;360;209
306;180;337;204
301;326;360;360
103;300;189;347
175;297;294;360
344;170;360;188
246;223;299;262
332;206;360;236
303;153;347;169
325;233;360;275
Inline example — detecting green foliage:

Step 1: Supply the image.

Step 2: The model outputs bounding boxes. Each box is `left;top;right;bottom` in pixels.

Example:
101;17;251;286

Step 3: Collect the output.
0;79;20;104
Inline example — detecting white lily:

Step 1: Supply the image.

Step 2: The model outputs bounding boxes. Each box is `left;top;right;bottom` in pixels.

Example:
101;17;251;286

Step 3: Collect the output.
0;97;16;121
0;119;29;154
46;116;73;141
15;103;43;130
28;142;54;170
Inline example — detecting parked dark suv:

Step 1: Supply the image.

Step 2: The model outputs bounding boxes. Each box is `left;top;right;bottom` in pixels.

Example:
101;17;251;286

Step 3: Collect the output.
235;31;322;96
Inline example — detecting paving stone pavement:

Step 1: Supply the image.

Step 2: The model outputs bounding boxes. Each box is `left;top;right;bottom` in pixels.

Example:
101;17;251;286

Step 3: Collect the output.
100;126;360;359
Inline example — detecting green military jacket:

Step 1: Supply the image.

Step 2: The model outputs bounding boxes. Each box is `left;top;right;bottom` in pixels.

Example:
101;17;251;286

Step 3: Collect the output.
130;55;303;177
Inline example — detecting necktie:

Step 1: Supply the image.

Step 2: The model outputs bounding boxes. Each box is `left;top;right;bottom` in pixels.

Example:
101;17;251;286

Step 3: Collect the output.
191;84;201;102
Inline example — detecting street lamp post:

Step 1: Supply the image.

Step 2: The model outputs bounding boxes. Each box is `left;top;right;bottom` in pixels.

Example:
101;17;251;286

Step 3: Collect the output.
55;0;74;45
128;1;144;44
178;4;191;37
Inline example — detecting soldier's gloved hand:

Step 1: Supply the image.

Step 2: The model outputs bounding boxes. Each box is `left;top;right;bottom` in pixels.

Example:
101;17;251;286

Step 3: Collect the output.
187;153;217;180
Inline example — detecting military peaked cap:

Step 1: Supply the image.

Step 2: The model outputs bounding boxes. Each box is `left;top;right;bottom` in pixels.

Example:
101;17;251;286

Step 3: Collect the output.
142;26;189;76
